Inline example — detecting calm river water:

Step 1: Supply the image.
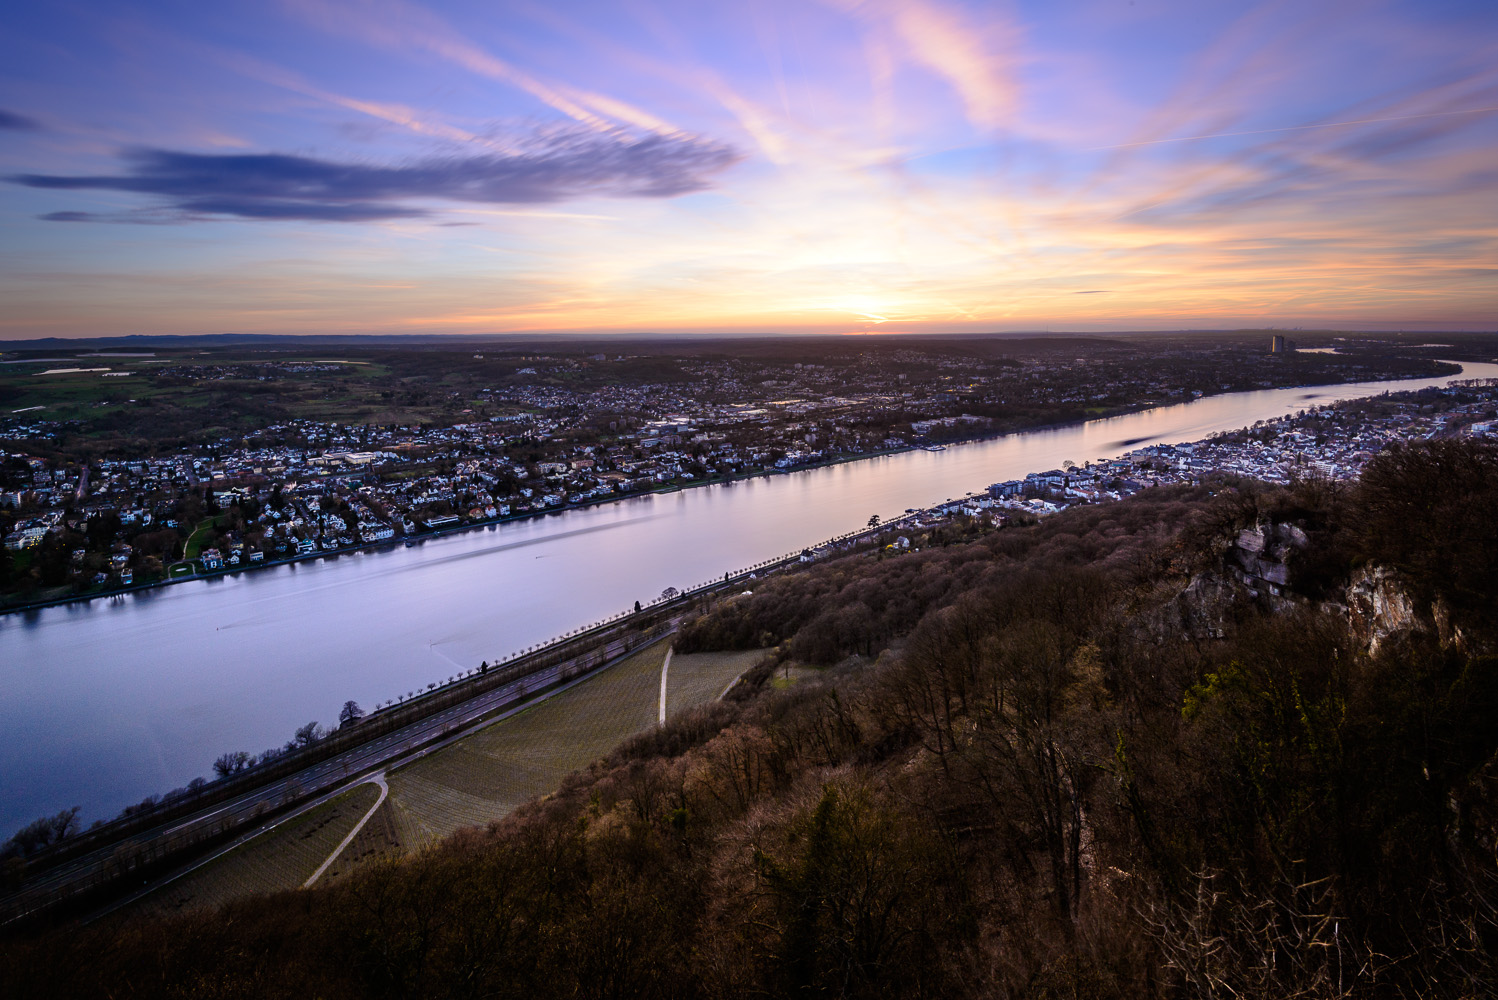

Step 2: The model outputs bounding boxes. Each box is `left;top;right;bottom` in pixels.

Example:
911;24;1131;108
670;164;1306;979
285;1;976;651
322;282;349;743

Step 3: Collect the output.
4;361;1496;830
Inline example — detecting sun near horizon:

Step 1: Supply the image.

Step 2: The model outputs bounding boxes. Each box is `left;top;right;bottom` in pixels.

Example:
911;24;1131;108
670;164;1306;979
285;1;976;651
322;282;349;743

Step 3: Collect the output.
1;0;1495;340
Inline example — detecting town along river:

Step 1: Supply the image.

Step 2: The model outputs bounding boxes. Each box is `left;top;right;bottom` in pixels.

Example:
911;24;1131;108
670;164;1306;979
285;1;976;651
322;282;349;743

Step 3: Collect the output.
4;361;1497;830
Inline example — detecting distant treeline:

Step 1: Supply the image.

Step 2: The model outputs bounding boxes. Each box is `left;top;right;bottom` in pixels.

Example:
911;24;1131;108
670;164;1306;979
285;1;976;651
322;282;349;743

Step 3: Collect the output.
5;441;1497;998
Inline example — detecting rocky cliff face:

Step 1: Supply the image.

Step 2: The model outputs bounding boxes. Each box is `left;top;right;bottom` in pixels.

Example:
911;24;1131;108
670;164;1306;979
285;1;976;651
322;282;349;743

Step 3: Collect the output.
1210;521;1445;655
1229;522;1308;593
1341;564;1421;655
1324;563;1469;654
1161;570;1240;642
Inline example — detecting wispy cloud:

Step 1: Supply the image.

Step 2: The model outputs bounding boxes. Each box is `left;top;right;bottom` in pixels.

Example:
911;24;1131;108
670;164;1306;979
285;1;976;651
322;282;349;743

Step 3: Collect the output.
282;0;686;137
0;109;41;131
11;129;741;222
3;0;1495;335
240;58;484;145
1090;105;1498;151
828;0;1019;131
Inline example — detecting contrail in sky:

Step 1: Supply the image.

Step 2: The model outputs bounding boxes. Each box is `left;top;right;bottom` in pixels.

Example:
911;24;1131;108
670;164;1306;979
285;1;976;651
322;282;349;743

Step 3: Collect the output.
1092;105;1498;150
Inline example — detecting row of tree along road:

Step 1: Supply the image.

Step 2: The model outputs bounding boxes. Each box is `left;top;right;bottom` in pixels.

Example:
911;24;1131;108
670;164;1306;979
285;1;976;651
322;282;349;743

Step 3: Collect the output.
2;512;905;929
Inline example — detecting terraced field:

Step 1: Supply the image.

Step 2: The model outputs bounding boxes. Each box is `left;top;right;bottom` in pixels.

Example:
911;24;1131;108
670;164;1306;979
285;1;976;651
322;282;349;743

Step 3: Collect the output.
380;639;671;848
664;648;768;716
317;796;412;885
134;782;380;916
128;639;766;905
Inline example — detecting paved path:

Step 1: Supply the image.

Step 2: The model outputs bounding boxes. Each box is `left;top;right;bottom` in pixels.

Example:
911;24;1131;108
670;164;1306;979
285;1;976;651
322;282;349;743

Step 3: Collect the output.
658;646;673;724
719;671;744;700
6;625;682;929
77;632;679;924
303;773;387;888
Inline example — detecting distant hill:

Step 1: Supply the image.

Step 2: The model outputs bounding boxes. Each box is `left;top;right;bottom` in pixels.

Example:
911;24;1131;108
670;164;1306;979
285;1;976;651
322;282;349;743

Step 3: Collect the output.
0;329;1436;352
0;330;1144;358
4;329;1489;356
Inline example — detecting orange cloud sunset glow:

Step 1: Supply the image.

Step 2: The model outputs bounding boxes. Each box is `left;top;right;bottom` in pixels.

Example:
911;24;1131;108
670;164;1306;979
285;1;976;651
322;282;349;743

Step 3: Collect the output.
2;0;1494;338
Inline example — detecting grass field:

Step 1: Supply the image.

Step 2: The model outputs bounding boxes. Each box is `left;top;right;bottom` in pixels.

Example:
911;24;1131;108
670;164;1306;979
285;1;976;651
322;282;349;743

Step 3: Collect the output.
769;660;837;690
131;782;380;916
315;796;410;886
181;516;225;560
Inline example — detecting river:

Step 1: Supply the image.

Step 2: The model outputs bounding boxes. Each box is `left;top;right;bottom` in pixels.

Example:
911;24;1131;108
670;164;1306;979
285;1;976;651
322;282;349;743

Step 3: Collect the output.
4;361;1495;831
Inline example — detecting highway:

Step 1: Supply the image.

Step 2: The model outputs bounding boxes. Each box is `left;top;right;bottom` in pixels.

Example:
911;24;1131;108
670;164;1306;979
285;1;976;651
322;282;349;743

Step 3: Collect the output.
2;625;677;927
6;526;848;928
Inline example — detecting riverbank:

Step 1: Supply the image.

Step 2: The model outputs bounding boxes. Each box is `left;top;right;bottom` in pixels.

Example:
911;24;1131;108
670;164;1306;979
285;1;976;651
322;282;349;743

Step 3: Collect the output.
17;360;1494;916
0;418;1078;616
1;367;1432;616
5;358;1490;836
3;497;908;911
0;463;846;617
1;611;692;928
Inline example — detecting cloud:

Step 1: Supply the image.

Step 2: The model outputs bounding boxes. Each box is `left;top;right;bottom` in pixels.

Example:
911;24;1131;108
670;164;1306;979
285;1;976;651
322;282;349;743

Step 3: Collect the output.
283;0;684;137
883;0;1017;129
0;109;41;131
12;129;741;222
827;0;1019;131
1090;105;1498;152
37;209;199;225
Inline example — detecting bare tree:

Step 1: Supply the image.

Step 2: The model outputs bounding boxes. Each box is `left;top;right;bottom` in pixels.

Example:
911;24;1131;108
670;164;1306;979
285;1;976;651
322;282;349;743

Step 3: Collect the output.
213;750;252;778
2;807;80;859
339;700;364;727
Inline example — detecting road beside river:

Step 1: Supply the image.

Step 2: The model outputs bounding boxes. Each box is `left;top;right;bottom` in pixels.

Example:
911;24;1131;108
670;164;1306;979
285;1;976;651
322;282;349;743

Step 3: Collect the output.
4;361;1495;831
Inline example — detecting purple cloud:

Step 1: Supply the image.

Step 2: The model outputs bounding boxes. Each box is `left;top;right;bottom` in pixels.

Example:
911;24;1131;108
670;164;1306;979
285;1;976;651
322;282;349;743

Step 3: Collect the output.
11;129;740;222
0;109;41;131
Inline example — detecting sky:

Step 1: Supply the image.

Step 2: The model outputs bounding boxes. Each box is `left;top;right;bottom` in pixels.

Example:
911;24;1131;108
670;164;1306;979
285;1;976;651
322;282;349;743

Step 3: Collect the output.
0;0;1495;339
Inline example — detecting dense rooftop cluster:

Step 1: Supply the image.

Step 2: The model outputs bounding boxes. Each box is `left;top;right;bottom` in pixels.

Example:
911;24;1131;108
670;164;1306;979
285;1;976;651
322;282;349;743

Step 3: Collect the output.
0;341;1465;606
976;381;1498;519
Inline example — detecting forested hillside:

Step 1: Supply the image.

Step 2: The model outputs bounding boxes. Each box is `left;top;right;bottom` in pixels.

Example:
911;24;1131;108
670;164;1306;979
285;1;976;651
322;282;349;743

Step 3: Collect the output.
5;441;1497;999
